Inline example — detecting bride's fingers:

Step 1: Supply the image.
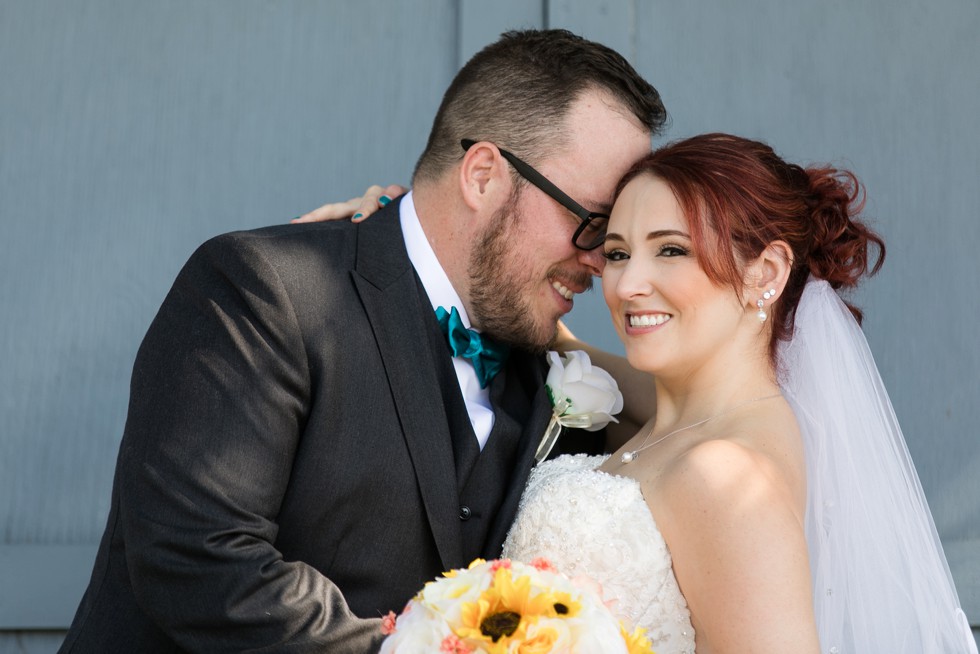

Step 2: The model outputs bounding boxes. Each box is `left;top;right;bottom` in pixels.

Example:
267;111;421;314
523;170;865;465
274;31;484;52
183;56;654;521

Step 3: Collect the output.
292;185;384;224
382;183;408;199
350;185;389;222
351;184;410;222
291;184;408;224
291;197;362;223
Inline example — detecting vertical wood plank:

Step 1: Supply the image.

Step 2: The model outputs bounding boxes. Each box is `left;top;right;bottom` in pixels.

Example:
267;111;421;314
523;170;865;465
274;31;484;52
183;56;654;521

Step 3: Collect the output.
459;0;545;66
0;546;97;629
0;634;65;654
546;0;635;60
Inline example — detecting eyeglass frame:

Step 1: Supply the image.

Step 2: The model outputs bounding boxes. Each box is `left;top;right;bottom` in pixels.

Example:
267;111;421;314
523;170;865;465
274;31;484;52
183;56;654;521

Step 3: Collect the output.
460;139;609;250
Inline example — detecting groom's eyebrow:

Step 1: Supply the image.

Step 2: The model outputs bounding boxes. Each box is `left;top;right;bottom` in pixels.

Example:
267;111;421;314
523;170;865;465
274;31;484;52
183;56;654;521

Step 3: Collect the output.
574;196;612;215
593;200;614;214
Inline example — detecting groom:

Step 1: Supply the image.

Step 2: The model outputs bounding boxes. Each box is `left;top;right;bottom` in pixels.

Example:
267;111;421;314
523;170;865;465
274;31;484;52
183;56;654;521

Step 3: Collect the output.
59;30;665;653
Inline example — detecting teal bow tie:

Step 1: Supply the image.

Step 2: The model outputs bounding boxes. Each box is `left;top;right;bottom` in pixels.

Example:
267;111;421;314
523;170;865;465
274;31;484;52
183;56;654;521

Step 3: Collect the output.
435;306;510;389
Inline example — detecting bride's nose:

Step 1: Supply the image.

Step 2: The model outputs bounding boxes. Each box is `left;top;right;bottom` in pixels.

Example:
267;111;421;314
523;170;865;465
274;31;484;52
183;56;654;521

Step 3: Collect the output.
611;260;654;301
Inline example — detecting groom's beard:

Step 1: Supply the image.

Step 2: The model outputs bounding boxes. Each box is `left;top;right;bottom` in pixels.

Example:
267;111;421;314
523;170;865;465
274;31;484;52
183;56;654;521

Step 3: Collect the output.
468;190;590;353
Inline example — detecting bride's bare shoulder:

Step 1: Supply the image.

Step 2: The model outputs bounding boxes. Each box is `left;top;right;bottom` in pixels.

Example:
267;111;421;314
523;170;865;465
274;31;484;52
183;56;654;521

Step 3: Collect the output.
651;408;806;529
659;437;786;505
645;415;818;652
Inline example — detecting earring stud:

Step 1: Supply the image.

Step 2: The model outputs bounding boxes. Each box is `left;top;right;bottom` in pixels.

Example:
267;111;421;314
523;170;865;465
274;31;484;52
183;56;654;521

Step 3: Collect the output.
757;289;776;322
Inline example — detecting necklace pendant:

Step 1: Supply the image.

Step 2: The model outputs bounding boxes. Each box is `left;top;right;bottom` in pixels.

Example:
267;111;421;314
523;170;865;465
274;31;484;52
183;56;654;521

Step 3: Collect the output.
621;451;636;464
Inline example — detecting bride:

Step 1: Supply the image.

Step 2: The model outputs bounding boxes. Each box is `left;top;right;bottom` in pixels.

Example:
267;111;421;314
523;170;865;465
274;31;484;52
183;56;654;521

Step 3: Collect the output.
304;133;976;653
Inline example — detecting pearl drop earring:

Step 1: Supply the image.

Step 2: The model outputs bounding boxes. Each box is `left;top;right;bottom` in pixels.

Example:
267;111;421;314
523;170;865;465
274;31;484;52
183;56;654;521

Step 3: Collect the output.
757;288;776;323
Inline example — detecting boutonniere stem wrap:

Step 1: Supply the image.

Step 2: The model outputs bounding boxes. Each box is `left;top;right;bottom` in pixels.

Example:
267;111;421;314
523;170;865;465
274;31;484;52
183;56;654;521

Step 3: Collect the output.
535;351;624;463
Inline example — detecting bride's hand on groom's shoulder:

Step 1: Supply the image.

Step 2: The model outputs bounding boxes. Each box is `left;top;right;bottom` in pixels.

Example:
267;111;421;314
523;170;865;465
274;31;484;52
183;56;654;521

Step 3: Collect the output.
292;183;408;224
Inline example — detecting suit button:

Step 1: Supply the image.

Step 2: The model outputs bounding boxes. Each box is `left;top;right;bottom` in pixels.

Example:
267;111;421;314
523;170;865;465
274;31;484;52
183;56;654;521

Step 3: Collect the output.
458;506;472;521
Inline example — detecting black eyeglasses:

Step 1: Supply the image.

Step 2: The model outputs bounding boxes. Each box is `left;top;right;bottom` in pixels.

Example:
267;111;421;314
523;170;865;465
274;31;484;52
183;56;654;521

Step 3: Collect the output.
461;139;609;250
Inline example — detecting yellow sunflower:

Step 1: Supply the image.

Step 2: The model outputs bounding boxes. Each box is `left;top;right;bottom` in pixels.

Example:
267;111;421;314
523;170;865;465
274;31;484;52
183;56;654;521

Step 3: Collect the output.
547;589;581;620
456;567;563;653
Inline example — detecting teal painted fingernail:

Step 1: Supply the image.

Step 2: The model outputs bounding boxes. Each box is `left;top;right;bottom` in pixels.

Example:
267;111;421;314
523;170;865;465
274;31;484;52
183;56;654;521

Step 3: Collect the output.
379;195;392;206
353;213;363;221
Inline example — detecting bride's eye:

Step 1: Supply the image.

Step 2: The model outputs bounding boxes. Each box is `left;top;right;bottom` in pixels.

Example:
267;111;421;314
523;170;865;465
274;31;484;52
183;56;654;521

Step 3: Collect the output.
658;244;689;257
602;249;629;262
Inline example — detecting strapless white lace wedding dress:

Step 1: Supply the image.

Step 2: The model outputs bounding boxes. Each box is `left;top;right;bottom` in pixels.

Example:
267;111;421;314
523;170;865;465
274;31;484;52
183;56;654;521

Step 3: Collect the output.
503;454;696;653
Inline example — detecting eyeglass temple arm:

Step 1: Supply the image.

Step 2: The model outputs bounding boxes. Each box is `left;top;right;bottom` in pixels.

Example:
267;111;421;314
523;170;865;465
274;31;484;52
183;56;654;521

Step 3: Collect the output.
461;139;593;221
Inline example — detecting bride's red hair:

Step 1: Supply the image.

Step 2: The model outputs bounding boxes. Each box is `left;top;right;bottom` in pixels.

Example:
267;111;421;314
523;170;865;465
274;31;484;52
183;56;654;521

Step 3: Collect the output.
617;133;885;361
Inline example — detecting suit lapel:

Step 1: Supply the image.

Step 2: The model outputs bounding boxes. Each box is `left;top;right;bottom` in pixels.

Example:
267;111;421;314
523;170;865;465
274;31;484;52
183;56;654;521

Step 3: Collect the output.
351;202;464;570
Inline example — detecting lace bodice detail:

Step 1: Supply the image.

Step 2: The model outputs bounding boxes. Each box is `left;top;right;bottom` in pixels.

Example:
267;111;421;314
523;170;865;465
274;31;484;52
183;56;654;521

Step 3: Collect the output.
503;454;696;653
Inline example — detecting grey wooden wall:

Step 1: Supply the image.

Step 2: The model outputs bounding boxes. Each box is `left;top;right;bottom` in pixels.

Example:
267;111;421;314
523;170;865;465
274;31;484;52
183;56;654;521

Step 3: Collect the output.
1;1;977;651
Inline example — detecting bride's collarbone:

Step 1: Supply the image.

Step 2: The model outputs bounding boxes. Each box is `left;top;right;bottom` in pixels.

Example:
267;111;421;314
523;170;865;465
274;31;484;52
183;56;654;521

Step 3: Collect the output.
598;431;695;488
601;412;802;493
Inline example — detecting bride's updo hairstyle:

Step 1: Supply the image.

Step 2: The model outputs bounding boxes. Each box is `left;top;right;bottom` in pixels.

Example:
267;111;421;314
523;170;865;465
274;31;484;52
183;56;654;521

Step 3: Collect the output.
618;133;885;361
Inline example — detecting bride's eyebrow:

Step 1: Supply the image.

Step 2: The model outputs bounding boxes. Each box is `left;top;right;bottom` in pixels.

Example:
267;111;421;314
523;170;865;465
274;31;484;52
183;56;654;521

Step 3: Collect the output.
646;229;690;240
603;229;691;244
606;229;691;243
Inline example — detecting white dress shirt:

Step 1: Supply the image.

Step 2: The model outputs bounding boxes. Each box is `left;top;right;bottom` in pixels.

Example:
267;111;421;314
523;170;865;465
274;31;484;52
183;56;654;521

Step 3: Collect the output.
399;191;495;449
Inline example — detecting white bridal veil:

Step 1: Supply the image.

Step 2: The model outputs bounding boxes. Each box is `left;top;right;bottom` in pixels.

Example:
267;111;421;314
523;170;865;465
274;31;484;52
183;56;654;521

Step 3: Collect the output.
778;278;976;653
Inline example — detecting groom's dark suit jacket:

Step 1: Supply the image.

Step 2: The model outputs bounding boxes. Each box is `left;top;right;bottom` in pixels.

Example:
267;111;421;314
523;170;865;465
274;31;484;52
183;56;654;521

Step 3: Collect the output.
60;200;594;653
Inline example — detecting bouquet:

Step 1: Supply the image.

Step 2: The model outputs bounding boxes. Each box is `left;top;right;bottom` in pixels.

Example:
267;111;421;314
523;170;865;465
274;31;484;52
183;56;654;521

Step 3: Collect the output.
379;558;653;654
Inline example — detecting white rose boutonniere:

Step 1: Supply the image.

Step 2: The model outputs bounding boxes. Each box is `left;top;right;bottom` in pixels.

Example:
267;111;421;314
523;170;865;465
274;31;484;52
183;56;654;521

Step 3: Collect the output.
534;350;624;463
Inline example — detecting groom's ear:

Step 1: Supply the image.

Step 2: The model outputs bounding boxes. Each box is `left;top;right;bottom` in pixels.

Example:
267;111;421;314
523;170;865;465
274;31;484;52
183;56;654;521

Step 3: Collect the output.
458;142;513;213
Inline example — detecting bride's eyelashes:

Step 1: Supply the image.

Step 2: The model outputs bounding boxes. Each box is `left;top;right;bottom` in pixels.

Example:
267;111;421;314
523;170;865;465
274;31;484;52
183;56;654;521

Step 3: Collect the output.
602;248;629;262
602;242;690;262
657;243;689;257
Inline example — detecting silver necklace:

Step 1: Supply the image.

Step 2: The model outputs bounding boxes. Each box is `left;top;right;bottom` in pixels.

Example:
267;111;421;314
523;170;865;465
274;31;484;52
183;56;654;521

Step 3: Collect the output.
620;393;782;464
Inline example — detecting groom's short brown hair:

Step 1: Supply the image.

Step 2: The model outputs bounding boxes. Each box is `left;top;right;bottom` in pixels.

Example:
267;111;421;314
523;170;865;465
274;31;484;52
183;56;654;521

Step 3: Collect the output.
412;29;668;185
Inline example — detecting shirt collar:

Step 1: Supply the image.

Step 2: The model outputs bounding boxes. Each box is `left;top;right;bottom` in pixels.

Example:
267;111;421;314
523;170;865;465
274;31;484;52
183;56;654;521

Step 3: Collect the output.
399;190;474;329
